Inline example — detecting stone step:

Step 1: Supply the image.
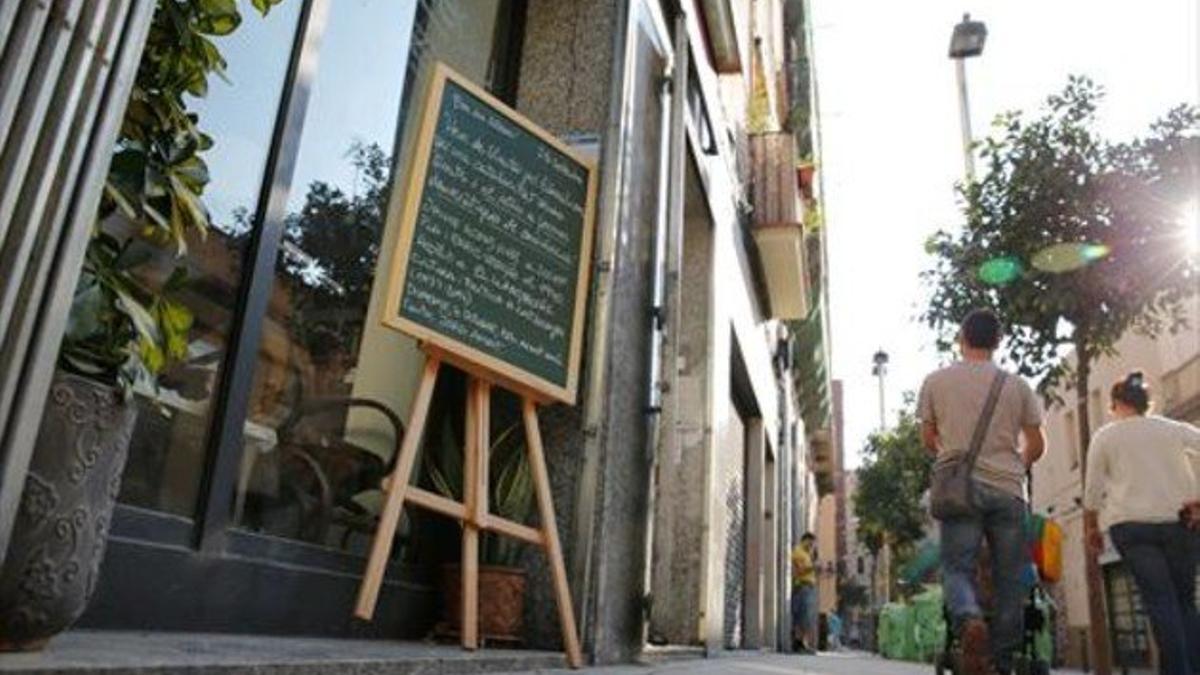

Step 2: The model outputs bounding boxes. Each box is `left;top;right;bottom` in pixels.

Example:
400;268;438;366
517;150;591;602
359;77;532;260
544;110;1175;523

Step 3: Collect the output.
0;631;568;675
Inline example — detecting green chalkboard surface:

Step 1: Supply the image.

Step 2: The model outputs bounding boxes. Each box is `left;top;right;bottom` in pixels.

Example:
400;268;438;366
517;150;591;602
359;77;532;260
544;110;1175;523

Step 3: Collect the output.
384;64;598;404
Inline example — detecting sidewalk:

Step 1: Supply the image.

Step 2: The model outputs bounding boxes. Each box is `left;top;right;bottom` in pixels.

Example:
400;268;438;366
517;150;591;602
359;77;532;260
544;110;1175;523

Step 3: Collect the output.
499;650;1092;674
0;631;567;674
0;637;1096;675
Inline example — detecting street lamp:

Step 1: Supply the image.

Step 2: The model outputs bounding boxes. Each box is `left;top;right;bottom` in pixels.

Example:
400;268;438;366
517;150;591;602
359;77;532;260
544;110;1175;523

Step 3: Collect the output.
871;350;889;431
948;13;987;182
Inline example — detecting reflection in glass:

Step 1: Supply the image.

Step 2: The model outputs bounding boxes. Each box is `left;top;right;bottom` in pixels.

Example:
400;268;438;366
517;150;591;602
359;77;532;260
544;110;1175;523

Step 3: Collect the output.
236;0;510;551
116;3;302;517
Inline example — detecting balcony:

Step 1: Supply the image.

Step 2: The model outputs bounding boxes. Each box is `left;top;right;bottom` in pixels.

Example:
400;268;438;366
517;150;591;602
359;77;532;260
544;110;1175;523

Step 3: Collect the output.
808;427;835;495
790;305;834;495
749;132;810;320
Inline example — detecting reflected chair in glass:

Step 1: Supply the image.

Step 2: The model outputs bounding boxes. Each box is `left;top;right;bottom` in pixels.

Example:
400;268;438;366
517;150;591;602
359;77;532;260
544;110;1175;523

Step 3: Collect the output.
248;397;405;550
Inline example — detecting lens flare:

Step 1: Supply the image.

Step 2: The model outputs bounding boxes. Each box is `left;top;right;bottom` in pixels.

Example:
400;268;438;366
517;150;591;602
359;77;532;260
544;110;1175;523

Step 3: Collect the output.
1183;199;1199;254
978;256;1023;286
1031;242;1110;274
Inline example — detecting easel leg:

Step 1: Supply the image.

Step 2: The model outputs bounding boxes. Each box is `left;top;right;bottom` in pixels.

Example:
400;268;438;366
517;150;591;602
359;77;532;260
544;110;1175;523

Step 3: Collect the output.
522;399;583;668
355;358;441;619
461;379;492;650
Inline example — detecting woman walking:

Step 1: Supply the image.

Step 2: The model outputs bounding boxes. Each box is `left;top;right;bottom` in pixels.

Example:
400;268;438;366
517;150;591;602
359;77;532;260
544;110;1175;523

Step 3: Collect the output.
1083;371;1200;675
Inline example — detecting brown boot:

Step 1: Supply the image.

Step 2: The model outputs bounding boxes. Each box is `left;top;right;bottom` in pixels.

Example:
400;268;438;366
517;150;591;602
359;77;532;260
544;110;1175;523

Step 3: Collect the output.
959;618;998;675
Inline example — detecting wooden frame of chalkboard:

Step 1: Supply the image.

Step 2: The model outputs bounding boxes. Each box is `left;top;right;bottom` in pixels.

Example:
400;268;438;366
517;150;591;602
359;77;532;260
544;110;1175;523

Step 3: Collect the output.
381;62;598;405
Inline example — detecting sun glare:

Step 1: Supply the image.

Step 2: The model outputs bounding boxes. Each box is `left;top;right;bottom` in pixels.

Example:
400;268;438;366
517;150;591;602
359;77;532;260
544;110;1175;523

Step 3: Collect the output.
1185;199;1200;255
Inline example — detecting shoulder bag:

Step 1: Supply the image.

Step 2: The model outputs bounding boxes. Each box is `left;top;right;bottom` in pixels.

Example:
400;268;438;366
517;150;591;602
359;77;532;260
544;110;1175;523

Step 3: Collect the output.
930;370;1007;520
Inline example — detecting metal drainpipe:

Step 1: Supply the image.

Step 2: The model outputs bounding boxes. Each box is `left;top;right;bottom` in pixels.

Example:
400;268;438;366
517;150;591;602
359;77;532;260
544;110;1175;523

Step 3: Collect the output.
635;61;671;646
642;11;689;646
777;328;795;650
570;0;635;654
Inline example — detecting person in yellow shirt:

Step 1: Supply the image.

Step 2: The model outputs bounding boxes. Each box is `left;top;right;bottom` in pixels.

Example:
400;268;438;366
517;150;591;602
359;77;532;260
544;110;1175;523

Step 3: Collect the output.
791;532;818;653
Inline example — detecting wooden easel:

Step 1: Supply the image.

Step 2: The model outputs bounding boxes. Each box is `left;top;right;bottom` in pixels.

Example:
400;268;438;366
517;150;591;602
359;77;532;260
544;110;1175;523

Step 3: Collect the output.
354;347;583;668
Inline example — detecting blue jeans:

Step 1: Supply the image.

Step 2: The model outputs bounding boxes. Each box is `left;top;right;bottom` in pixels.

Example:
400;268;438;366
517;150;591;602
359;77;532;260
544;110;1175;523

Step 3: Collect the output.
1109;522;1200;675
792;585;817;638
940;481;1027;672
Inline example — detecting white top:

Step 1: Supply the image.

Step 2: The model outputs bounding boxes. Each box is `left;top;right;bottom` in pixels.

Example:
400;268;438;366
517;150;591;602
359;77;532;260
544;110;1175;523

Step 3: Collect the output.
1083;415;1200;527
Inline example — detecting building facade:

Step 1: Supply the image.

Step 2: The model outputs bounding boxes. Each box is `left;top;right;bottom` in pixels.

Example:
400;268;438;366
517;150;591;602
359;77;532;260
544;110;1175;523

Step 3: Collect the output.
0;0;833;666
1031;295;1200;671
838;470;891;650
816;379;843;619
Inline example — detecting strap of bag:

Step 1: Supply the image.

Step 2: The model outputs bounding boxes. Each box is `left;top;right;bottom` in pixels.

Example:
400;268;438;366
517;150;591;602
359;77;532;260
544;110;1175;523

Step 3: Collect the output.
965;370;1007;470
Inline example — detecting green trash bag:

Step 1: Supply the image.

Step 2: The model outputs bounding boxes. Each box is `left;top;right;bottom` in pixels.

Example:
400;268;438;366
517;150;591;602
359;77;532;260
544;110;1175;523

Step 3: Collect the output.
911;586;947;663
877;603;919;661
876;604;901;659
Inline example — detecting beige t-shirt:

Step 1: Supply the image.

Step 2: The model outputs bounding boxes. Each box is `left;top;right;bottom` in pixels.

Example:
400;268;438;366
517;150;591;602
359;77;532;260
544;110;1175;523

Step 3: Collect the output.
918;361;1043;498
1082;416;1200;527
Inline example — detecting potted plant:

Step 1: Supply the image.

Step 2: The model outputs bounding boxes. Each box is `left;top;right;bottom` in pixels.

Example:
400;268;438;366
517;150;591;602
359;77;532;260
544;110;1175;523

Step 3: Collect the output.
425;417;535;643
0;0;283;650
796;157;817;201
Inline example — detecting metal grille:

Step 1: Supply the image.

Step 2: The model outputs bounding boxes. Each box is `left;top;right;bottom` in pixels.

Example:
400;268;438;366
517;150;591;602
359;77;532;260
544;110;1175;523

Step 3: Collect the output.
723;407;747;649
1105;562;1153;669
0;0;155;564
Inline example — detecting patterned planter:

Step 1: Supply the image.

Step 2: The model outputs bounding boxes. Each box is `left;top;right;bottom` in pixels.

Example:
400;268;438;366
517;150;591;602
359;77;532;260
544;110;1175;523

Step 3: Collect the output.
0;372;136;651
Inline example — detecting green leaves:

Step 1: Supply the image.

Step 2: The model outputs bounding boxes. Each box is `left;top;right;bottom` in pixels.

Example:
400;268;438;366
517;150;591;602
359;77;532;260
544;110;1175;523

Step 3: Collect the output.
61;234;195;396
64;0;289;391
424;417;535;567
106;108;214;254
250;0;286;16
854;407;931;559
195;0;241;35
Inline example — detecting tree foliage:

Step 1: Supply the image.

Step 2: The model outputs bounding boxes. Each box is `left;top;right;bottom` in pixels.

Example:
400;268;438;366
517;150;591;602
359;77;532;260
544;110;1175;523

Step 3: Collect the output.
921;77;1199;404
272;141;394;363
853;404;931;558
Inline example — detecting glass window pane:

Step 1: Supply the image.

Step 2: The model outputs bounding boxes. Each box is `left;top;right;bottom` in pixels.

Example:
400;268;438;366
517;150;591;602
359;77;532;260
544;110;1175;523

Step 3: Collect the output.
236;0;509;551
116;2;302;517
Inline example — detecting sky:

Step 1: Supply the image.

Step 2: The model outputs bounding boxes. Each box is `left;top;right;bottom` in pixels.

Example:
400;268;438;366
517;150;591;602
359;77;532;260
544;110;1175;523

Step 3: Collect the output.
811;0;1200;468
194;1;416;228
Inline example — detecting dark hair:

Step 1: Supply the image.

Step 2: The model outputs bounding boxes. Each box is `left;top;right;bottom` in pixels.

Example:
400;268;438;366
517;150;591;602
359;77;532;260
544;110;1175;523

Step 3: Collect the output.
801;532;816;543
1111;371;1150;414
960;309;1003;350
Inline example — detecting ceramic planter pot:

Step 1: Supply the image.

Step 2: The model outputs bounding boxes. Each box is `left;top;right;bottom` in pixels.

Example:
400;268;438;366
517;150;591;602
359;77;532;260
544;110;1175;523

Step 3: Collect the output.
439;563;527;642
0;372;136;651
797;164;816;200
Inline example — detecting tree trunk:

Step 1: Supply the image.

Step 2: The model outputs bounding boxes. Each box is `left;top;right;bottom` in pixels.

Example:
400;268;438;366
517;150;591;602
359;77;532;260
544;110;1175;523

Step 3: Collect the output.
870;551;879;608
1075;348;1113;675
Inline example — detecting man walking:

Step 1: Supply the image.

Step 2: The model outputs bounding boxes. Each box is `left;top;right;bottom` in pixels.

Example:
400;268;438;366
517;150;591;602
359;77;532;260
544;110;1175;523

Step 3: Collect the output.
918;309;1046;675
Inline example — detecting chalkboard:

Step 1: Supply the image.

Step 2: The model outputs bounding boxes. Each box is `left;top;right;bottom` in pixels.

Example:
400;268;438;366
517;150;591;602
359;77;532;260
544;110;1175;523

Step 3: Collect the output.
383;63;598;404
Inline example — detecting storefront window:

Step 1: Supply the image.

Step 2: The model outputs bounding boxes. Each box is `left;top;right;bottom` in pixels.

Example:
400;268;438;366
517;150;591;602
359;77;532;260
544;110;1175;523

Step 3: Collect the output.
117;2;303;517
235;0;511;549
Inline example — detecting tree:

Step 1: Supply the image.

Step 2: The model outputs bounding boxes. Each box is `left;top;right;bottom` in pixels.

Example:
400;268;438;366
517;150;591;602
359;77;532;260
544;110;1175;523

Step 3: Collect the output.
923;76;1198;420
279;141;393;361
853;403;932;601
921;76;1199;674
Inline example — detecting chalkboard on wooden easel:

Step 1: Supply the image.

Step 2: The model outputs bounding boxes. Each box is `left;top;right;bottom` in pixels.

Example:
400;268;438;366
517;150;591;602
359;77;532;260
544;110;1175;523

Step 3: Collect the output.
383;62;598;404
358;63;595;668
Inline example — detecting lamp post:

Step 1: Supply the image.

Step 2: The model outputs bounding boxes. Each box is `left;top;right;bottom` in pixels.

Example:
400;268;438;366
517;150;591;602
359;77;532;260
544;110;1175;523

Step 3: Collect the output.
871;350;889;431
948;13;987;182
